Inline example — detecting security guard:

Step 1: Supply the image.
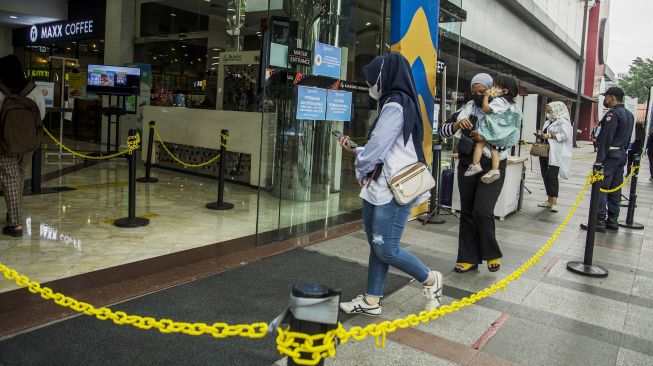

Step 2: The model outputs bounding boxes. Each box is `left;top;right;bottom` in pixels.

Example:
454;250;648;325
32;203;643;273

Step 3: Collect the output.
581;87;635;232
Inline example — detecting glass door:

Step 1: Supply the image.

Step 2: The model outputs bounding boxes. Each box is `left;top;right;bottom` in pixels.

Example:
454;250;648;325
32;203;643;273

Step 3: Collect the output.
256;0;391;243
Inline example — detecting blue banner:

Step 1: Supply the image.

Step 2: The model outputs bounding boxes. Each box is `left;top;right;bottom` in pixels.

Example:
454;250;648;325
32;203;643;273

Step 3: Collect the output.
296;86;327;120
326;90;352;121
313;42;342;79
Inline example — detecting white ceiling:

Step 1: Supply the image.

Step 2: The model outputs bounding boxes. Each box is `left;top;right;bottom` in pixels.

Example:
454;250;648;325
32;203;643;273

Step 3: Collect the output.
0;0;67;27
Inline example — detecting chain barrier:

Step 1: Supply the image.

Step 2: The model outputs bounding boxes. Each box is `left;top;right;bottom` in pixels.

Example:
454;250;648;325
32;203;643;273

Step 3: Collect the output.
150;125;228;169
599;166;638;193
0;171;607;365
42;127;140;160
0;262;269;339
276;171;604;365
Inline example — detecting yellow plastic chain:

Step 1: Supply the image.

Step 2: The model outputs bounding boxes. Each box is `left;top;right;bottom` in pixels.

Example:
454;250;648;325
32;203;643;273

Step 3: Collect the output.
600;166;639;193
0;262;269;339
276;171;604;365
0;171;605;366
150;125;228;169
42;127;140;160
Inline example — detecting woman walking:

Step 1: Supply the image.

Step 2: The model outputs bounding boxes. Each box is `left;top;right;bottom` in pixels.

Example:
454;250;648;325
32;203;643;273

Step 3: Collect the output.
337;53;443;315
537;101;573;213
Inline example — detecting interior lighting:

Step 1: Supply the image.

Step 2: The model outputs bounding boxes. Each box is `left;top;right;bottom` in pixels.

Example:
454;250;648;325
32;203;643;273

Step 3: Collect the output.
9;16;18;19
365;22;371;26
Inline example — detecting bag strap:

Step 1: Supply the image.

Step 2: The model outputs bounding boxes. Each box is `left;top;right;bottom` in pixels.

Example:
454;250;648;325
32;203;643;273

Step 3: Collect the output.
0;82;12;96
19;82;36;98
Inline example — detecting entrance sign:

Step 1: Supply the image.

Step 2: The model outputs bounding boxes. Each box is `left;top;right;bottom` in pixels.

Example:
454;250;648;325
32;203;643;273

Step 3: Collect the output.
289;48;312;66
296;86;327;120
326;90;352;121
313;42;341;79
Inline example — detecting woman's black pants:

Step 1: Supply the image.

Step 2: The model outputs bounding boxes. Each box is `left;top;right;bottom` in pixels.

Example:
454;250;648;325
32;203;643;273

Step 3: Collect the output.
456;159;505;264
539;158;560;198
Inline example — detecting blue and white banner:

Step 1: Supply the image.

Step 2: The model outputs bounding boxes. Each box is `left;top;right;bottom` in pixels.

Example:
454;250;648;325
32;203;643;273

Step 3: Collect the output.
326;90;352;121
296;86;327;120
313;42;342;79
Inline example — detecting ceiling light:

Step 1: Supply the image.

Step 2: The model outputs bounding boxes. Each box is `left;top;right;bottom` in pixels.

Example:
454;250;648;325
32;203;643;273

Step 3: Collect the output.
212;56;219;59
171;48;175;51
181;45;186;48
170;13;176;17
9;16;18;19
212;63;219;65
365;22;371;26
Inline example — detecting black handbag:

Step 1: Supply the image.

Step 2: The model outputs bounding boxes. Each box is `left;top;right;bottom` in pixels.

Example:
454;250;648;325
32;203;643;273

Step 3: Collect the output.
456;115;478;156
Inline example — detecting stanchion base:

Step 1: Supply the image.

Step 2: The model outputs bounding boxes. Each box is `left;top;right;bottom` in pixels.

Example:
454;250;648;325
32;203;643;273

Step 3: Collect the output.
566;261;609;278
419;216;445;225
114;217;150;228
206;202;234;210
136;177;159;183
23;186;76;196
618;221;645;230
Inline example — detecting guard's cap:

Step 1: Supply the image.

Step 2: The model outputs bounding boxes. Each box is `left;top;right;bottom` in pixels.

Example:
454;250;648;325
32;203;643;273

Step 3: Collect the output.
600;86;625;97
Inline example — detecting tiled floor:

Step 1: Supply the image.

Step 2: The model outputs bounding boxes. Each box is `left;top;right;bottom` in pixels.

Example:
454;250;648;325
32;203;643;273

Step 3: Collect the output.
0;141;361;293
286;143;653;365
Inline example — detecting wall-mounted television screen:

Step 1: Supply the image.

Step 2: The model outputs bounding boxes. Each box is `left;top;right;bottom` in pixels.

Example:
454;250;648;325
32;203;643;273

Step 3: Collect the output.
87;65;141;95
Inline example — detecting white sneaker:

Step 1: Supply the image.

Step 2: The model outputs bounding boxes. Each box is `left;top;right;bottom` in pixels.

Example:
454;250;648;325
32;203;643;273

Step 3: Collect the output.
550;205;558;213
464;164;483;177
481;170;501;184
423;271;444;310
538;201;552;208
339;295;382;316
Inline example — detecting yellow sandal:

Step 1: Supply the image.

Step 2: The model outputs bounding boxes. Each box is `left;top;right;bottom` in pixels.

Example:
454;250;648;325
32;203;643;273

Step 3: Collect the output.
488;258;501;272
455;263;479;273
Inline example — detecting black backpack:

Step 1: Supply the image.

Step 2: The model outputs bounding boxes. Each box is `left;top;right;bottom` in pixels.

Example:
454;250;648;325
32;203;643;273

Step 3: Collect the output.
0;82;43;155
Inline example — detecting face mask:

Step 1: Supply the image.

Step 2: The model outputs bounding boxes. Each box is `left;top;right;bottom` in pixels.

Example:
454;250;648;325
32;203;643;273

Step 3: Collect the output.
369;84;381;100
472;94;484;107
603;99;610;109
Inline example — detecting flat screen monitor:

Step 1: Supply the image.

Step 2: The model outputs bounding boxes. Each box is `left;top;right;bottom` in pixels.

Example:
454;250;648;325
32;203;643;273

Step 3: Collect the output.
87;65;141;95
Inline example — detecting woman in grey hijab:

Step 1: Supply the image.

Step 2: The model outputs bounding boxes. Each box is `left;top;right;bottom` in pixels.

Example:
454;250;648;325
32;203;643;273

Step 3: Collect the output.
440;73;507;273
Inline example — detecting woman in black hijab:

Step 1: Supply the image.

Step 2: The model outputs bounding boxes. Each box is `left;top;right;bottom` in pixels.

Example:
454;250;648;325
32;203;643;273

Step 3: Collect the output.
0;54;45;237
337;53;443;316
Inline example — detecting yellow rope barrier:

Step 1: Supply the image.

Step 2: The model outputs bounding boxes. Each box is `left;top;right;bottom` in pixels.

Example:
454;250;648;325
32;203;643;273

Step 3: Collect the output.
42;127;140;160
0;171;605;365
150;125;228;169
600;166;639;193
276;171;603;365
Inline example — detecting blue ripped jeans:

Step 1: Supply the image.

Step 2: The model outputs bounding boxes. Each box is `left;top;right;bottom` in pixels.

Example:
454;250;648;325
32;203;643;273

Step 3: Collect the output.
363;199;431;297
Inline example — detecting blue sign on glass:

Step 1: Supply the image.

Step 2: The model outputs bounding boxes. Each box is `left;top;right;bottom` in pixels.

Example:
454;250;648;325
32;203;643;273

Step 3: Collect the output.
296;86;327;120
313;42;342;79
326;90;352;121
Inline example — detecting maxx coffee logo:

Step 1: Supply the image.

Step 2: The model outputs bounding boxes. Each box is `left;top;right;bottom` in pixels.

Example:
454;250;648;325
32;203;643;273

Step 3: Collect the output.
28;20;95;43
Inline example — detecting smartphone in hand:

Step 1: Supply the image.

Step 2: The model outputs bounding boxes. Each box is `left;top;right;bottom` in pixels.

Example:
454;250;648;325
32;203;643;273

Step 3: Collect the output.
332;130;358;149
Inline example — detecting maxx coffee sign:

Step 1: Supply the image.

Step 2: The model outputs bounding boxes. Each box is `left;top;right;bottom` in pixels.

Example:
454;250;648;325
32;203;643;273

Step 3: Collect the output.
13;19;104;46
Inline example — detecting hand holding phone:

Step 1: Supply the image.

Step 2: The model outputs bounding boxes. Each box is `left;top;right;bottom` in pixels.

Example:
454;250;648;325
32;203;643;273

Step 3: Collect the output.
332;130;358;149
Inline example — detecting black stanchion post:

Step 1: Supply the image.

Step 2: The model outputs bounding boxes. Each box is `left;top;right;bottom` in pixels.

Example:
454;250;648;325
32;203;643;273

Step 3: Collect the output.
620;154;644;229
31;145;42;194
567;164;608;278
115;130;150;228
207;129;234;210
136;121;159;183
286;284;340;366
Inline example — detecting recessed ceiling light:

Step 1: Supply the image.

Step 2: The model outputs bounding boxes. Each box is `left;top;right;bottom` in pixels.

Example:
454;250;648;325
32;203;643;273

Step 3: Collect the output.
181;45;186;48
170;13;176;17
365;22;371;26
9;16;18;19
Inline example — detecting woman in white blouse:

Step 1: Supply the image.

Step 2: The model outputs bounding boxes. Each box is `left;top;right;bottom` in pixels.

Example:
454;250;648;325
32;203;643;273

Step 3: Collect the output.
536;101;573;213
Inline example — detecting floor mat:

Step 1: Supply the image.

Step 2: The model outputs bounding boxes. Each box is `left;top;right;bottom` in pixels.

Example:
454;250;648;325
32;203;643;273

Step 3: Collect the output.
0;248;411;366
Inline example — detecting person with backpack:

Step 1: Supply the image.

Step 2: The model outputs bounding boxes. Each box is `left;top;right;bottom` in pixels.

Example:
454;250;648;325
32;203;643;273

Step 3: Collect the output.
0;54;46;237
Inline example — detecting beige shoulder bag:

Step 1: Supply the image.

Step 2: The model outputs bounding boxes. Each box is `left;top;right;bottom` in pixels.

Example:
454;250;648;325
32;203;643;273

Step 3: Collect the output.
386;163;435;205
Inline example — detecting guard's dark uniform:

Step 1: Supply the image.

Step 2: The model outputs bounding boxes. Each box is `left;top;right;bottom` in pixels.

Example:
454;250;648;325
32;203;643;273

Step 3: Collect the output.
596;103;635;221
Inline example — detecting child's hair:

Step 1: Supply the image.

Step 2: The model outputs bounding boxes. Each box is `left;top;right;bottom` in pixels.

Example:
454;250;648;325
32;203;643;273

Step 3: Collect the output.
494;75;518;104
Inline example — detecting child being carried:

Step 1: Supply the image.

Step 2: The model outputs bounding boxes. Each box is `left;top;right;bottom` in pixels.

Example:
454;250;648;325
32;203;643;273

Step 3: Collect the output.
464;75;523;184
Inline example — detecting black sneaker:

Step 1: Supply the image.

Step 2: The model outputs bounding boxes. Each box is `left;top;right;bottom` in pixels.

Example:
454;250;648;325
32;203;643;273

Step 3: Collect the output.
606;217;619;231
580;221;606;233
2;225;23;237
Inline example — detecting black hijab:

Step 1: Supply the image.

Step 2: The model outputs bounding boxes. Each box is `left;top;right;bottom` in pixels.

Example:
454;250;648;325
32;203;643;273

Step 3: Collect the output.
362;52;425;163
0;55;28;92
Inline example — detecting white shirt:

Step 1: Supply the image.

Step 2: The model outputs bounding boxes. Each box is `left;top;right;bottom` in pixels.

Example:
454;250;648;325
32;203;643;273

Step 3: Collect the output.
0;85;47;120
355;102;429;205
542;118;573;179
455;101;511;160
489;97;511;114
